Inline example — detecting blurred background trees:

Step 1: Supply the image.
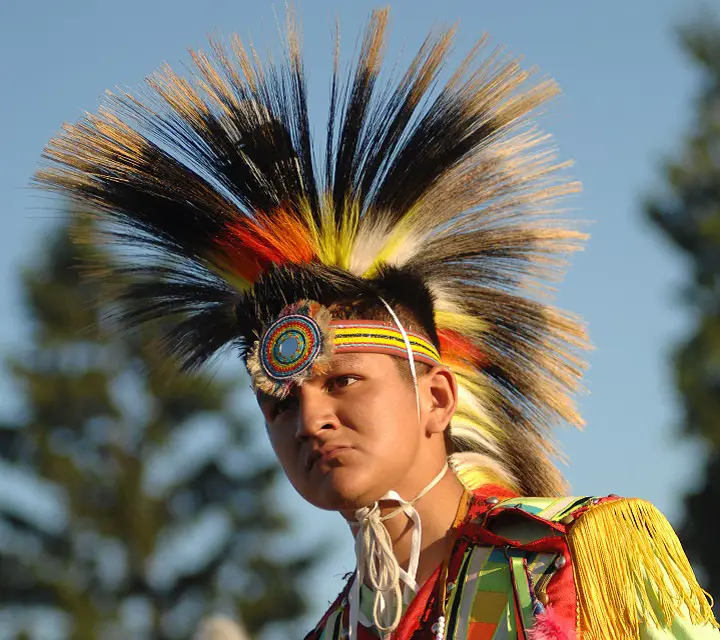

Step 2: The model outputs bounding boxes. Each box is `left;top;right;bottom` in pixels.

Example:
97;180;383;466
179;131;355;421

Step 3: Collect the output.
1;7;718;638
646;14;720;612
0;210;316;639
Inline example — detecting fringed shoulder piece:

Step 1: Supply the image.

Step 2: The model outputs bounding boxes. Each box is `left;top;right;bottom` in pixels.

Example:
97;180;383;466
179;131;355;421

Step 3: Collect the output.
567;498;718;639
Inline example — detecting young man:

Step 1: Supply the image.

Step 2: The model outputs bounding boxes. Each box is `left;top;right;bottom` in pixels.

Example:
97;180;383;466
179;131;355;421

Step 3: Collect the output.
36;8;718;639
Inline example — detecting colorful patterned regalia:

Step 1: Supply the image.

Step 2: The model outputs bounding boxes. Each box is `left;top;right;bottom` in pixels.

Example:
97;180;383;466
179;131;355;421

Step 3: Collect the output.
307;485;719;640
35;7;718;639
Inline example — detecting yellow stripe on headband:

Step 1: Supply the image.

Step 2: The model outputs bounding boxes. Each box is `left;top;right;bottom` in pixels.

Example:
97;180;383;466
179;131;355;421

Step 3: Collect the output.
330;321;442;366
333;335;440;361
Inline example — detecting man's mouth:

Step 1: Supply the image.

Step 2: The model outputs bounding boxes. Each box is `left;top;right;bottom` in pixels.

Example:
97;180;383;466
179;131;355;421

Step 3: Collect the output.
306;445;351;471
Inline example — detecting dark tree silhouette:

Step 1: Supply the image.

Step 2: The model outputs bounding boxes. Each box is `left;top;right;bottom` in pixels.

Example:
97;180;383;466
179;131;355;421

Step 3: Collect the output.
0;211;316;639
646;13;720;612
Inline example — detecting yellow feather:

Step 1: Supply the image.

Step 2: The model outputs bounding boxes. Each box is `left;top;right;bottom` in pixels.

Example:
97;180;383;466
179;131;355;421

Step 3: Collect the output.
450;452;516;491
362;220;413;276
334;201;361;269
435;309;488;334
297;198;323;257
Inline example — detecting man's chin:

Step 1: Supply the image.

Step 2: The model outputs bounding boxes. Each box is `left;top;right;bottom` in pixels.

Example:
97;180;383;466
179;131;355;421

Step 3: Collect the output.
306;466;389;512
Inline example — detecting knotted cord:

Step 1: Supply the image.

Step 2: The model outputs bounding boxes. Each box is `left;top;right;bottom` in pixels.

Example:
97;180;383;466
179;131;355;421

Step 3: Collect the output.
348;464;449;637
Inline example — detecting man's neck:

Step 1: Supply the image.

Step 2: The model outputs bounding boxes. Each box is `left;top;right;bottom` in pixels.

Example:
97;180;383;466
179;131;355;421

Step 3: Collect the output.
377;470;466;587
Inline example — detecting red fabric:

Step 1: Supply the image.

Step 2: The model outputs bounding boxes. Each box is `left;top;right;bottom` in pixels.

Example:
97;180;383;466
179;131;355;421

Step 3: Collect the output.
388;563;443;639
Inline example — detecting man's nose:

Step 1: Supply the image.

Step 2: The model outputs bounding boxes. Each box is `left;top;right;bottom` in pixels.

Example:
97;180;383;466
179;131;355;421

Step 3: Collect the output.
294;386;339;440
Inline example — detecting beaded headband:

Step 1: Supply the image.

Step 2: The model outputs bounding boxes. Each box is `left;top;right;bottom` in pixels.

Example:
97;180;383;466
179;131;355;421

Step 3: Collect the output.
246;300;442;397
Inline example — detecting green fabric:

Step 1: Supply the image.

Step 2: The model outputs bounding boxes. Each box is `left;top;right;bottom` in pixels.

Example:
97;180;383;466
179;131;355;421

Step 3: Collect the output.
640;618;720;640
319;608;342;640
509;555;535;632
639;571;720;639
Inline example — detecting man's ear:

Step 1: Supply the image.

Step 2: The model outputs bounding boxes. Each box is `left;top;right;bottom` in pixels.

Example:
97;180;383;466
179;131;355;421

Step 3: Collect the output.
421;366;458;435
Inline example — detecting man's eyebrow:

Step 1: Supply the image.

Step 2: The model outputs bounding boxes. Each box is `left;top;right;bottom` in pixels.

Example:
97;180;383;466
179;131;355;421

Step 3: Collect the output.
256;389;281;406
256;385;299;405
328;353;364;369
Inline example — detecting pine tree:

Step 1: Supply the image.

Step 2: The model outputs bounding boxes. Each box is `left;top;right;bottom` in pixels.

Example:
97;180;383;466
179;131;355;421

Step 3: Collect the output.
646;14;720;610
0;210;316;639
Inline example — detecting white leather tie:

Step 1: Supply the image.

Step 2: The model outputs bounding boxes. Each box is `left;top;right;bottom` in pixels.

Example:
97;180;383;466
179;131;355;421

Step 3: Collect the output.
348;462;448;639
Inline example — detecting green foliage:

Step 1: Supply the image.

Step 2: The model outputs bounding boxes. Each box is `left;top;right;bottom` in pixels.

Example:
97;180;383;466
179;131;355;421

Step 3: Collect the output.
646;11;720;610
0;212;316;639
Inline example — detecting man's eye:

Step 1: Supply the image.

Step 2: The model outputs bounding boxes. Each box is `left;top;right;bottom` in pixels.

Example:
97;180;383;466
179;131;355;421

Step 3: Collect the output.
329;375;358;391
272;396;298;417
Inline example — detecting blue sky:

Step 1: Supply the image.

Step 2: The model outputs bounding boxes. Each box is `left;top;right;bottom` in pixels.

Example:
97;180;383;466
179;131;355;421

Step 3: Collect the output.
0;0;714;635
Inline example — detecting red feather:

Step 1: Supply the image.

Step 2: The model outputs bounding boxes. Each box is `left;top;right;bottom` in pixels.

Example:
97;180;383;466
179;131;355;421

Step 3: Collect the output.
216;208;317;281
437;329;487;368
528;607;575;640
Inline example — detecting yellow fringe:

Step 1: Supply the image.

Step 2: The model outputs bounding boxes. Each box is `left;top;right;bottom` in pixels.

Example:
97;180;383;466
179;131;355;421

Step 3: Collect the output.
567;498;718;639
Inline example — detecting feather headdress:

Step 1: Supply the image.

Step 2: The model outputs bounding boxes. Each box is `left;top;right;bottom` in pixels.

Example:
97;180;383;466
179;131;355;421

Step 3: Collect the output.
35;9;588;496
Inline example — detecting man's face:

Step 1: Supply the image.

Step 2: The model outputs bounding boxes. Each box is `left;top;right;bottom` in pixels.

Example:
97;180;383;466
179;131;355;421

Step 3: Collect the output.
258;353;431;511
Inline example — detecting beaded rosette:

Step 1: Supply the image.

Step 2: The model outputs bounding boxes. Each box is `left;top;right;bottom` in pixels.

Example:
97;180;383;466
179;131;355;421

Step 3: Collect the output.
247;301;334;397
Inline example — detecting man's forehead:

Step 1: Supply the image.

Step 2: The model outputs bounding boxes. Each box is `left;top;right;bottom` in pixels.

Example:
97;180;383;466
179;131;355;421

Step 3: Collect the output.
255;352;393;402
326;352;368;370
311;351;390;376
